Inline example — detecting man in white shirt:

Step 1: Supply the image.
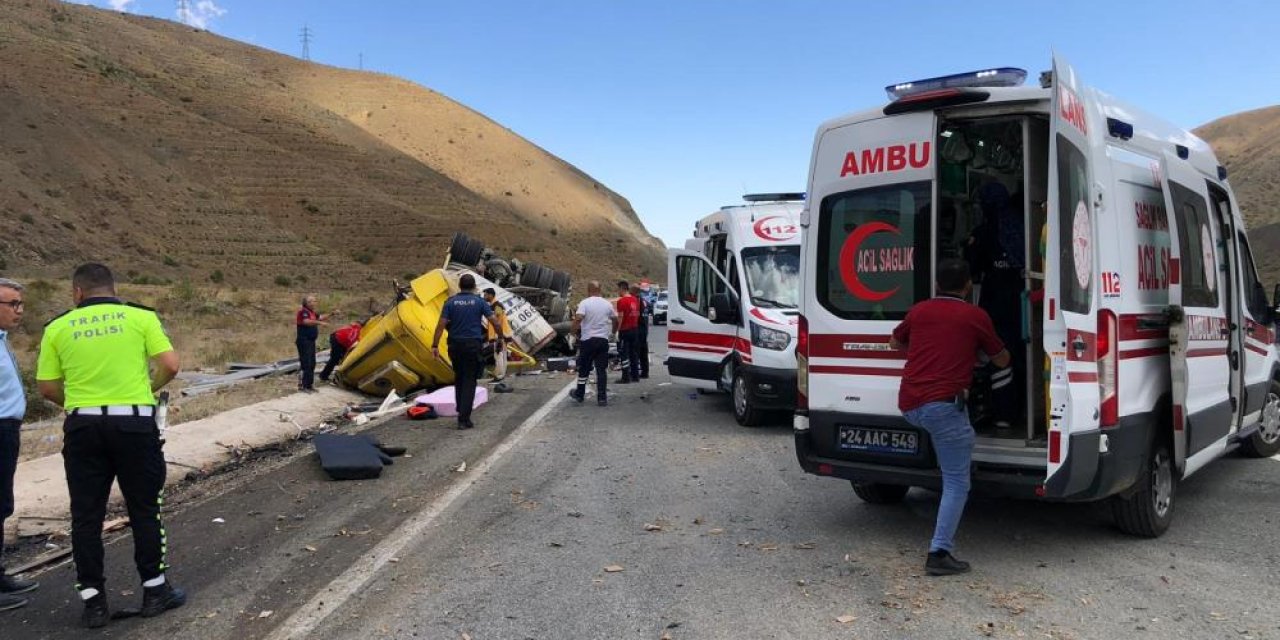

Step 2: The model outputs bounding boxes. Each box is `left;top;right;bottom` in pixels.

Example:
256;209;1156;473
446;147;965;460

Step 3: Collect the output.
0;277;38;612
569;281;618;407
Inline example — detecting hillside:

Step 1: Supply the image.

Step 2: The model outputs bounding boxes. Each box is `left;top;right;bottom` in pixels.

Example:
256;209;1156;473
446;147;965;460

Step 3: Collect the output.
1195;105;1280;285
0;0;665;291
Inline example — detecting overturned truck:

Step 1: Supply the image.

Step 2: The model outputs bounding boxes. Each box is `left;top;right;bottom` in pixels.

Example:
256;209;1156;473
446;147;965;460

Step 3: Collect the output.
334;233;574;396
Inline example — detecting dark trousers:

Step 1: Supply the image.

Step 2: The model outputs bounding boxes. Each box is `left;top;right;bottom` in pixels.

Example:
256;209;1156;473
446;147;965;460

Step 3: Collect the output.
448;338;484;424
296;337;317;389
0;419;19;573
576;337;610;400
318;334;348;382
63;415;168;590
982;286;1025;425
618;329;640;381
636;321;650;377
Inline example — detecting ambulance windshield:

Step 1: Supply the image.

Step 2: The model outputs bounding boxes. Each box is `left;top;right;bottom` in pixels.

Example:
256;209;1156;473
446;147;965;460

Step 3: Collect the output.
742;245;800;308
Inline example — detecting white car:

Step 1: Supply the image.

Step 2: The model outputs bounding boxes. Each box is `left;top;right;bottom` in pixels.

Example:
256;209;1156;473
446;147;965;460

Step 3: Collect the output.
653;291;668;325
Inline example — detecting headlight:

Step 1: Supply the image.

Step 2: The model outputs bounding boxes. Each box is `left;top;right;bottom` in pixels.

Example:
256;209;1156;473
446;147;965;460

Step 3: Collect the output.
750;322;791;351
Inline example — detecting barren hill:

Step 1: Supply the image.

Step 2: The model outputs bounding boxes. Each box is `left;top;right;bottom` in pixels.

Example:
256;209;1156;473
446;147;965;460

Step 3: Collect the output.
0;0;665;291
1195;105;1280;285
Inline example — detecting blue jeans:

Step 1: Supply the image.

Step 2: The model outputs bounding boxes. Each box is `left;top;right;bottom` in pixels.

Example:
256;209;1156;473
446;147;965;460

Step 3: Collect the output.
903;400;975;553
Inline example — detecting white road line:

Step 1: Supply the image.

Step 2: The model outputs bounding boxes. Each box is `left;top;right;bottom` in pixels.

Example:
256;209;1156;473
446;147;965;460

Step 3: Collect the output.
263;379;576;640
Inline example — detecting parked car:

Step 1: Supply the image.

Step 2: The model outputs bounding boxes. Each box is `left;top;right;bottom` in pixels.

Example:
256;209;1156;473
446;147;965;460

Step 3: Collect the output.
653;290;668;325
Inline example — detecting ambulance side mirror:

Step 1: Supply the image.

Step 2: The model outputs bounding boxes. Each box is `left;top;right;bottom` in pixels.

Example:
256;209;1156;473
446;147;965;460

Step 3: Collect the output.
1269;283;1280;324
709;292;740;325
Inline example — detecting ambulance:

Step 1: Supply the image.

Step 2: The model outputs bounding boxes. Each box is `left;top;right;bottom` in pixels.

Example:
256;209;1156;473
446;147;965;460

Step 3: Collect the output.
793;55;1280;536
666;193;805;425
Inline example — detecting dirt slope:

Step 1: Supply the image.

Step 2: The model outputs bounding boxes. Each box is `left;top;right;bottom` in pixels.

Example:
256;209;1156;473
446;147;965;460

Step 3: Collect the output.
1195;105;1280;284
0;0;665;290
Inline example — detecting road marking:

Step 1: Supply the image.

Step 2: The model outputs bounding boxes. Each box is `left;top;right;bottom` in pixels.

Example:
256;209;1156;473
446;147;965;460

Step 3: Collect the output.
263;379;576;640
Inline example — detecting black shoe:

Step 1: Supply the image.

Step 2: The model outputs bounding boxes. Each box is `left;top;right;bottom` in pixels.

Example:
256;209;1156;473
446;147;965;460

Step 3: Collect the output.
82;593;109;628
0;574;38;595
569;389;584;404
925;550;971;576
639;373;649;379
0;593;28;612
457;421;474;430
615;378;632;384
597;398;608;407
140;583;186;618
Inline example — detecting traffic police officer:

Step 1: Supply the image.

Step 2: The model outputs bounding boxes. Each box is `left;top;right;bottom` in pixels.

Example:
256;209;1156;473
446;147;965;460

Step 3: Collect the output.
0;277;39;612
36;263;186;628
430;274;494;430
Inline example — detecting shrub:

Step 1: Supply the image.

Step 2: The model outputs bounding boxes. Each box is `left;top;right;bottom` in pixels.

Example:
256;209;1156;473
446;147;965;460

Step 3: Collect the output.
163;255;179;267
19;214;34;224
274;275;292;287
353;250;376;265
209;270;224;283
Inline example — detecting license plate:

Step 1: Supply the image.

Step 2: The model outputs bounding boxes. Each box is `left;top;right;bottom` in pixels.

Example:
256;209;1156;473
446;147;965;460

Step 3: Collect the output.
838;426;919;455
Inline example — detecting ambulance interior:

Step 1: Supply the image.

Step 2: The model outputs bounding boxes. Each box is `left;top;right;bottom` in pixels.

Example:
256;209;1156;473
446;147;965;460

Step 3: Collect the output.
935;115;1050;445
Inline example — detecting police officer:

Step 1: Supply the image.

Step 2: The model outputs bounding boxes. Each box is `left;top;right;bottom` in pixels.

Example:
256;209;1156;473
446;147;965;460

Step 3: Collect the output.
36;264;185;628
430;274;494;430
0;277;38;613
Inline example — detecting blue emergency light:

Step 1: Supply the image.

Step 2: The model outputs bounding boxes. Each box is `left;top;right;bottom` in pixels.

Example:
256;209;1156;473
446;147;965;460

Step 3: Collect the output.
886;68;1028;101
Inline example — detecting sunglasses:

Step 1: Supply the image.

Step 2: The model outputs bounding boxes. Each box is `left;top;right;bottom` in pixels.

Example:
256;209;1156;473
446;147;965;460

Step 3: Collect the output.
0;300;24;310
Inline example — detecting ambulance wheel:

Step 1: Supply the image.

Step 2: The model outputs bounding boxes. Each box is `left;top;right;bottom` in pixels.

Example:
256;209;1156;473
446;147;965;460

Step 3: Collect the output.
851;482;910;504
1110;443;1175;538
732;369;764;427
1240;381;1280;458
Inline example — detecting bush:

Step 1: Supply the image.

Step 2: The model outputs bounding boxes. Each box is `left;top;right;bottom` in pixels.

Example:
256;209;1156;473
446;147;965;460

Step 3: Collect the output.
19;214;34;224
353;250;376;265
209;270;224;283
163;255;179;267
274;275;292;287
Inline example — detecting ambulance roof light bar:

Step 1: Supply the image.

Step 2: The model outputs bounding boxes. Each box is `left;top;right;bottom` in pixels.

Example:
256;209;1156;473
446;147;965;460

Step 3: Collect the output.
742;193;805;203
886;68;1028;101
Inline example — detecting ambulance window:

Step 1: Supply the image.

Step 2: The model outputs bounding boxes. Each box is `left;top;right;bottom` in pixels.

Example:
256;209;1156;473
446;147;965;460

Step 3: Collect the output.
1238;231;1266;319
1169;182;1218;308
1056;134;1092;314
727;255;742;295
676;254;721;318
816;181;932;321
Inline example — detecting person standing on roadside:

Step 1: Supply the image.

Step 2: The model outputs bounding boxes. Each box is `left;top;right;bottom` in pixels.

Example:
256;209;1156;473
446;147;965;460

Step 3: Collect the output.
570;281;618;406
431;274;494;430
889;259;1009;577
631;284;651;379
35;263;185;628
0;278;38;613
295;294;331;393
318;320;362;384
482;288;513;382
614;280;641;384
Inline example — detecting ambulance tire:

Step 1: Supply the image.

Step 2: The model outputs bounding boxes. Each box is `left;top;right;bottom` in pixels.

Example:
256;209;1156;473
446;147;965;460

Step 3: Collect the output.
1110;442;1175;538
851;482;910;504
732;369;765;427
1239;380;1280;458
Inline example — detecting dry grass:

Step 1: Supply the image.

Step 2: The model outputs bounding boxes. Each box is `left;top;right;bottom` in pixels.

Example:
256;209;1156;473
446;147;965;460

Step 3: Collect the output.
9;280;363;460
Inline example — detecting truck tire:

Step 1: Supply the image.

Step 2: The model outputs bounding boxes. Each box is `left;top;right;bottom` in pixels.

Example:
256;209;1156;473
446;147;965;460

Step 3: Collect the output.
519;264;543;288
851;482;910;504
464;237;485;266
1110;442;1175;537
551;270;571;297
732;368;765;427
537;265;554;290
1240;380;1280;458
449;233;472;264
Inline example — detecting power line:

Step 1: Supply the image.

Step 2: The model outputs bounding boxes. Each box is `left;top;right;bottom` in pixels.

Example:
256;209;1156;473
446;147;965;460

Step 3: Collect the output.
300;24;313;61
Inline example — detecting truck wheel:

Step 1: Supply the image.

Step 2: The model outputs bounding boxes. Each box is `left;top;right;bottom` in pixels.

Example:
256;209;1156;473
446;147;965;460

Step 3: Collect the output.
1240;380;1280;458
536;265;554;290
851;482;910;504
449;233;472;264
1110;442;1175;537
732;369;765;427
519;264;543;288
551;271;571;297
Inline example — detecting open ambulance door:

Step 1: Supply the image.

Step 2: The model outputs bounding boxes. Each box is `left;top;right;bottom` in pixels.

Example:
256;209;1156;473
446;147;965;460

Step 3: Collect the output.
1160;152;1234;474
1043;54;1102;498
665;248;740;390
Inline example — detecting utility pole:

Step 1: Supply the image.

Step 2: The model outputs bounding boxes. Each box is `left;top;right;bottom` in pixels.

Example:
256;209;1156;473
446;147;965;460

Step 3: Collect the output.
176;0;190;24
300;24;313;61
358;52;363;71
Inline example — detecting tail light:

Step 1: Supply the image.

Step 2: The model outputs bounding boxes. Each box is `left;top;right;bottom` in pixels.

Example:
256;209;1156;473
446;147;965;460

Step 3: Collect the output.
796;314;809;410
1097;309;1118;427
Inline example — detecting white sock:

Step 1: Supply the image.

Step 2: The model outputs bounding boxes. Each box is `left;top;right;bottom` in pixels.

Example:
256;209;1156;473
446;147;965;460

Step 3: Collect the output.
143;575;166;588
80;588;100;601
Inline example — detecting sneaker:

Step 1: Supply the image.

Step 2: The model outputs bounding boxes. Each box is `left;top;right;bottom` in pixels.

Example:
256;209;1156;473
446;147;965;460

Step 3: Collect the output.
0;573;38;595
925;550;971;576
569;389;584;404
140;583;186;618
0;593;28;613
82;593;109;628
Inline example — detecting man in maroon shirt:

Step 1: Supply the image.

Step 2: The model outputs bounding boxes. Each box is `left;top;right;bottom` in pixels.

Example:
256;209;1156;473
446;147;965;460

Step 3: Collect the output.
889;258;1010;576
615;281;642;383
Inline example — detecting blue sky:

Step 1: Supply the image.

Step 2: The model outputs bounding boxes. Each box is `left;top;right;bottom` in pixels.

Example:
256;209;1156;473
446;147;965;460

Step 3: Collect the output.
76;1;1280;247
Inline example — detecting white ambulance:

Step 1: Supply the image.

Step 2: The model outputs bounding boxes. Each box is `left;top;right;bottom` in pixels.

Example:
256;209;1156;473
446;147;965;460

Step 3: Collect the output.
667;193;805;425
794;55;1280;536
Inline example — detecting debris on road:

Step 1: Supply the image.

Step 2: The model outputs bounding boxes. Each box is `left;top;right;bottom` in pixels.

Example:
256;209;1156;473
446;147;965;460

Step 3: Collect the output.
452;461;468;473
212;517;226;524
643;523;664;532
603;565;625;573
836;614;858;624
258;610;274;619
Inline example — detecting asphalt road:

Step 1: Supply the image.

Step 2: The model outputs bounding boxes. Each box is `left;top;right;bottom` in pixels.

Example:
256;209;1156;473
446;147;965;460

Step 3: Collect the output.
8;326;1280;639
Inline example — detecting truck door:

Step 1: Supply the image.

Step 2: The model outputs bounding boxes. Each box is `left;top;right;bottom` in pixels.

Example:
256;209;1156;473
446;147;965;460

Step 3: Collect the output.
666;248;740;390
1043;54;1102;496
1160;153;1234;471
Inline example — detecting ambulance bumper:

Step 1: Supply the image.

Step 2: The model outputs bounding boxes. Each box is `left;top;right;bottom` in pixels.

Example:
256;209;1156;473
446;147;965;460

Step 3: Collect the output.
740;364;796;410
1042;413;1150;501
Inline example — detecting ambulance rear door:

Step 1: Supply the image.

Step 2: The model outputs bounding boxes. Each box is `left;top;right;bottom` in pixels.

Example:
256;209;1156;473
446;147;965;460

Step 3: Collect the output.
1160;153;1233;472
666;248;740;389
1043;54;1102;496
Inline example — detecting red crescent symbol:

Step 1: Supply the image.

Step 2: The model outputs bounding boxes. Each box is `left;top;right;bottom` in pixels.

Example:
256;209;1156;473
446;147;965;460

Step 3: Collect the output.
750;307;783;325
837;221;902;302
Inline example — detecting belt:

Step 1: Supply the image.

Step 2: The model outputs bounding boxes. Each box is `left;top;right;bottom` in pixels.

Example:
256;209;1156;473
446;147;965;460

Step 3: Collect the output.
69;405;155;417
0;418;20;426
